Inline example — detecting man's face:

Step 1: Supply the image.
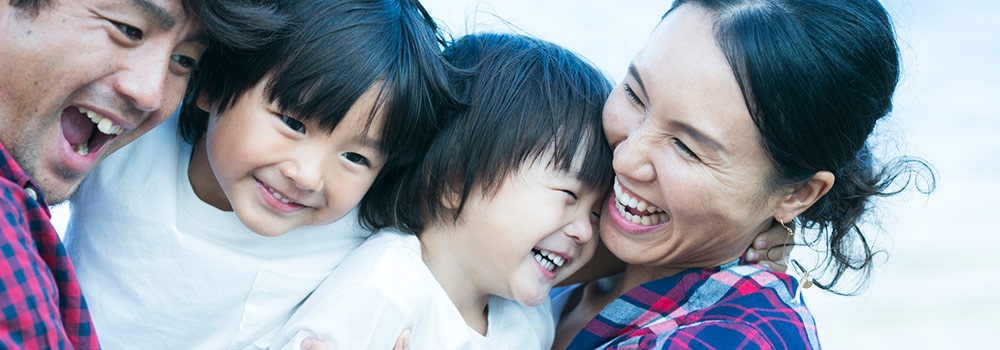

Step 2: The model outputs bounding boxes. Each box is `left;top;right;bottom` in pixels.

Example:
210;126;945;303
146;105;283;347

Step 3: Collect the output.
0;0;204;203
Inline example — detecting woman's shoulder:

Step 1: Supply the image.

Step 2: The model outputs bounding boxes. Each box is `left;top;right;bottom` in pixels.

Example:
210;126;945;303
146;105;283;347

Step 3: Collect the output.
666;264;819;349
580;264;819;349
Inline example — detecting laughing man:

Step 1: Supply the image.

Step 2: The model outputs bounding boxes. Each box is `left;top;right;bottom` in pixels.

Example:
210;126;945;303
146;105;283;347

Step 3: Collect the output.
0;0;279;347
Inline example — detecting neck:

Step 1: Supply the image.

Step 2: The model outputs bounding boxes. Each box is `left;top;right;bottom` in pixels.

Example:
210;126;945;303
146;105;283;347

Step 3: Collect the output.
613;264;688;298
419;225;491;335
188;139;231;211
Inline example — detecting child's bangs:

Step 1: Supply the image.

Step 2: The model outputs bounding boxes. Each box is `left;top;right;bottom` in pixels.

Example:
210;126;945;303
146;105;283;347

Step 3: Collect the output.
264;66;388;139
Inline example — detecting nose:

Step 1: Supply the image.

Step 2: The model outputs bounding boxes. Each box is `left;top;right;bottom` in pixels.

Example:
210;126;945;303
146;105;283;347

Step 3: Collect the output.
611;125;657;183
279;148;325;193
564;211;595;245
114;49;169;113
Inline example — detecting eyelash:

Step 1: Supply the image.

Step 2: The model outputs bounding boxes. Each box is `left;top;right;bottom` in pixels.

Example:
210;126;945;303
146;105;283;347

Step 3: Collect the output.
561;189;578;201
281;116;306;133
673;139;701;161
342;152;370;167
171;55;199;72
113;21;144;41
623;83;645;108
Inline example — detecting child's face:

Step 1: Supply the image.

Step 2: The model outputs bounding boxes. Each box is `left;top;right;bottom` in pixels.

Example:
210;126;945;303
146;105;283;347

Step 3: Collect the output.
452;155;603;307
203;80;385;236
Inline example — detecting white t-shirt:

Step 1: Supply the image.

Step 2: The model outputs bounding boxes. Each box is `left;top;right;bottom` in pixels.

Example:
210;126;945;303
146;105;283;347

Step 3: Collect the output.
64;115;368;349
273;230;555;350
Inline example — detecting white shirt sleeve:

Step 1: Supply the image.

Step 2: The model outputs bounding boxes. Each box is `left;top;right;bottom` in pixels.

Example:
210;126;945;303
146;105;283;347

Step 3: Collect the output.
272;279;416;350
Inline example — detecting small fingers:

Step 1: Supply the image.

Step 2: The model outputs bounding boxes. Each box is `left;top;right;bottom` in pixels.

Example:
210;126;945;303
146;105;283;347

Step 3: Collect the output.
301;337;334;350
392;328;411;350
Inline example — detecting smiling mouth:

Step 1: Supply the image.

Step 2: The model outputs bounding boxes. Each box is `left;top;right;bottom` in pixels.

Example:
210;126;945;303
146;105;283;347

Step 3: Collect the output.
60;107;124;157
531;248;568;274
613;177;670;226
256;178;306;208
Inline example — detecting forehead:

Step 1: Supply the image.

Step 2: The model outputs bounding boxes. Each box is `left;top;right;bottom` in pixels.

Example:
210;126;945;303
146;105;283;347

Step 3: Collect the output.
633;5;754;146
636;5;735;98
89;0;199;29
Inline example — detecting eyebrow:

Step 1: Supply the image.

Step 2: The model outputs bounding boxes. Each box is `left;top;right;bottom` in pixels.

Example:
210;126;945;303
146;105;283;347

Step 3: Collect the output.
669;120;726;152
628;64;648;97
131;0;176;30
357;136;383;152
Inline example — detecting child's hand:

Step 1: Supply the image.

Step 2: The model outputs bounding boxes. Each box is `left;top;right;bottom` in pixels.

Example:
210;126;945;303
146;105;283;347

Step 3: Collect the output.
299;329;411;350
744;221;793;273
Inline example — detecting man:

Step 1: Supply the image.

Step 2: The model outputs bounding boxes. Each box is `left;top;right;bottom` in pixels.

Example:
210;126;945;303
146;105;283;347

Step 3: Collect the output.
0;0;279;348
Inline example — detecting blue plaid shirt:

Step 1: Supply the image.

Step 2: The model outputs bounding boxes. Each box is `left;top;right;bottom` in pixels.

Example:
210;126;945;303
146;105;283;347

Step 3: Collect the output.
568;261;819;350
0;142;98;349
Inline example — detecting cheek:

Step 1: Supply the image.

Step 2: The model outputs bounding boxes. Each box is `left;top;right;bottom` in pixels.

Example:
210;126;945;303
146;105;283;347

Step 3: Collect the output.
601;95;634;146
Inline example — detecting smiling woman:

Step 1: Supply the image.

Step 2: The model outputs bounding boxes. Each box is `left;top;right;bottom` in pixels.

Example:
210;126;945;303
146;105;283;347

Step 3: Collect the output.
553;0;934;348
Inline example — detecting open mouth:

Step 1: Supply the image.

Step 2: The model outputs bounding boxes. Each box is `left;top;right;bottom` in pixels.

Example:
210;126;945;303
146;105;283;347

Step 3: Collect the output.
613;177;670;226
255;178;307;212
60;107;123;157
531;248;569;276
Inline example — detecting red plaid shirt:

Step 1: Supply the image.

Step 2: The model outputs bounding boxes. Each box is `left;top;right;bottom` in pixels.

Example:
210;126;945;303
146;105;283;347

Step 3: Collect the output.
568;261;819;350
0;142;99;349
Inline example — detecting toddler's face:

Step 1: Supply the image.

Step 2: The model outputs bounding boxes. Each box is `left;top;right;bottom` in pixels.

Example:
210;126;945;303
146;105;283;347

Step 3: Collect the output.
203;80;385;236
452;153;604;307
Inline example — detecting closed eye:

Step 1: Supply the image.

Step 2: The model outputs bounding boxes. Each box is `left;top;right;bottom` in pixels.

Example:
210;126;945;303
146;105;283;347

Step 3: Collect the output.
560;189;578;201
673;139;701;161
623;83;645;108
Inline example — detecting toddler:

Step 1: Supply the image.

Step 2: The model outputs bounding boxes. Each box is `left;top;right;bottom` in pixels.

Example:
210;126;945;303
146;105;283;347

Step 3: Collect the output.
274;32;614;349
63;0;454;348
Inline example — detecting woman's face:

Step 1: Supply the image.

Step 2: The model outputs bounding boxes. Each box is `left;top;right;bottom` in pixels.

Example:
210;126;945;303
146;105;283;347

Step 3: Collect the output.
600;4;784;271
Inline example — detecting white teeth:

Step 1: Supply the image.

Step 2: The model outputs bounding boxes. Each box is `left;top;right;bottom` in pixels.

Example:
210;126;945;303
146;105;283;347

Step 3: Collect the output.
266;186;295;204
613;177;670;227
533;249;566;271
74;143;89;156
78;107;124;136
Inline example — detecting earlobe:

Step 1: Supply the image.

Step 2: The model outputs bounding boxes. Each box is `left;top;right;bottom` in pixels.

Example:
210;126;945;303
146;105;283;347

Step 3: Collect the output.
774;170;835;222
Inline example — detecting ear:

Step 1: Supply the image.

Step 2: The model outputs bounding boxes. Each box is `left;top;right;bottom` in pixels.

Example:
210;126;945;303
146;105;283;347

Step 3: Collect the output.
195;91;213;113
440;189;462;210
774;170;835;223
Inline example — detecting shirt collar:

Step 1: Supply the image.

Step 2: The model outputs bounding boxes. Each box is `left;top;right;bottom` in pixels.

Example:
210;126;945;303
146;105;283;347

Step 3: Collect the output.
0;141;49;209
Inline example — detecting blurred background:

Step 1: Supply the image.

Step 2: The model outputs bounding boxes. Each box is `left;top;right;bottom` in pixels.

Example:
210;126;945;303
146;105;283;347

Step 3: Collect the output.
51;0;999;348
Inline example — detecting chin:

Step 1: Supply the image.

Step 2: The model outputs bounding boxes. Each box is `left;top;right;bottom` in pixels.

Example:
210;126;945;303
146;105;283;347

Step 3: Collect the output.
513;288;548;307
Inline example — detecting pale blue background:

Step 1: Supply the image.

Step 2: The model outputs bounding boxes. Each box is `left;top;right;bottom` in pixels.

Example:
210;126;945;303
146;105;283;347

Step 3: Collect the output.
51;0;999;348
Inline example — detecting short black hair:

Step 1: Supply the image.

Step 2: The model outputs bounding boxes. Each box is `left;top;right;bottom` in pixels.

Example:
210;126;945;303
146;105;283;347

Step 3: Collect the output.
179;0;457;228
375;32;614;234
11;0;285;45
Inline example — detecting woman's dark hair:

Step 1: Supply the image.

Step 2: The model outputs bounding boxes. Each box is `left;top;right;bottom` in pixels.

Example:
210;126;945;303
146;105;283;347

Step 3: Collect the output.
666;0;935;294
366;32;614;234
179;0;457;228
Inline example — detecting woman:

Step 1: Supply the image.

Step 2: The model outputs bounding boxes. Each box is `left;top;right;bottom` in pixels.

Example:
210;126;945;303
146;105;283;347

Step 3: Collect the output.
554;0;932;348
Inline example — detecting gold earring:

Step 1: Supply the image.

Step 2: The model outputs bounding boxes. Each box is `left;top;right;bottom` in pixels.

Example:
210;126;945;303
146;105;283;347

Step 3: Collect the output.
779;219;794;237
790;259;814;300
779;218;812;299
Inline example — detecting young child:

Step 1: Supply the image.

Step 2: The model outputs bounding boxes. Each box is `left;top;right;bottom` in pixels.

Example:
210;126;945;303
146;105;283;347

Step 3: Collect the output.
62;0;454;348
273;32;615;349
